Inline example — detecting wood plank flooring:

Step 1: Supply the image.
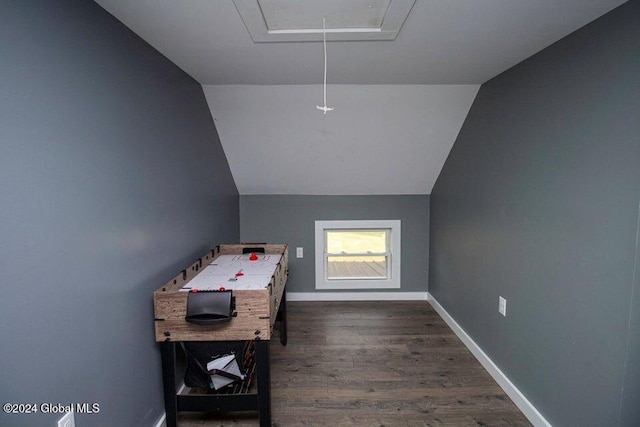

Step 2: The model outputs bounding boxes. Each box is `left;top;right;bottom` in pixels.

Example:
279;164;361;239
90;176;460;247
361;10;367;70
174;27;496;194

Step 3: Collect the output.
177;301;531;427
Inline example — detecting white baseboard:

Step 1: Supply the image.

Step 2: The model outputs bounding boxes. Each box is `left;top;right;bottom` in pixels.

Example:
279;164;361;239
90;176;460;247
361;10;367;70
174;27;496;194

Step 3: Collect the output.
426;293;551;427
153;413;166;427
286;291;429;301
153;383;186;427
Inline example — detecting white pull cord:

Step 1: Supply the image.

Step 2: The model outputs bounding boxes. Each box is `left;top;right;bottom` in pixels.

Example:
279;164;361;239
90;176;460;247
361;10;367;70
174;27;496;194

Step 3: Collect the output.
316;16;334;114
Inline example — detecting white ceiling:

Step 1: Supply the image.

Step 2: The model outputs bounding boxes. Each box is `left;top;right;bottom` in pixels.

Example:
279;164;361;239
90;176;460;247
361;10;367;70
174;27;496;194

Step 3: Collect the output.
94;0;627;195
94;0;626;85
204;84;479;195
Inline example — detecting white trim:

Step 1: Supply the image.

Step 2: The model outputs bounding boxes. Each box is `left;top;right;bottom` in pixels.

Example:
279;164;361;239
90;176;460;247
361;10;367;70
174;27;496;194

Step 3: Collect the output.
154;383;186;427
287;292;428;301
153;413;166;427
233;0;415;42
426;293;552;427
177;382;186;395
268;27;382;35
315;220;401;290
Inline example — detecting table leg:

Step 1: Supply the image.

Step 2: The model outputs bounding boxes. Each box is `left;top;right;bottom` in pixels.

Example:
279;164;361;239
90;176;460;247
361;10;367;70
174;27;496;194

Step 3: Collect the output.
255;339;271;427
277;291;288;346
160;342;178;427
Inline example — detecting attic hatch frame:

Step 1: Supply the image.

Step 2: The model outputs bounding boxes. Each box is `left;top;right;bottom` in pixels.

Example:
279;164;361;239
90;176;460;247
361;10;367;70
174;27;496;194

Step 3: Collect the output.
232;0;416;43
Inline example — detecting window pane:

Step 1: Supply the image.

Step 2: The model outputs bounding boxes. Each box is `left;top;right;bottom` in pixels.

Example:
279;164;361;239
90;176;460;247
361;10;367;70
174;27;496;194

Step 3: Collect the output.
327;255;387;279
326;230;387;254
315;220;401;290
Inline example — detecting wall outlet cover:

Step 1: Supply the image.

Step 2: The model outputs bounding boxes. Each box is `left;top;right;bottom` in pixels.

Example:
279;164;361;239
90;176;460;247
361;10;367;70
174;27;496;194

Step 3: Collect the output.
499;296;507;316
57;411;75;427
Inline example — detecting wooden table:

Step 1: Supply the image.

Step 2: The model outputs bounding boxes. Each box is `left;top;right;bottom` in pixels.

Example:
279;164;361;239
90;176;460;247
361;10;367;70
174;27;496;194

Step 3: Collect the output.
154;244;288;427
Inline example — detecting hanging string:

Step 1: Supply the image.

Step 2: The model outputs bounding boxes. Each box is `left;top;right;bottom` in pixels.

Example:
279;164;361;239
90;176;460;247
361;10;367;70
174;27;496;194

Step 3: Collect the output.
316;16;334;114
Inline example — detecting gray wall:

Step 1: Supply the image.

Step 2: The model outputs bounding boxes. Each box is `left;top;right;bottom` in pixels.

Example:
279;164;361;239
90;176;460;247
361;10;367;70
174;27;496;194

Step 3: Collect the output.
0;2;238;426
429;2;640;426
240;195;429;294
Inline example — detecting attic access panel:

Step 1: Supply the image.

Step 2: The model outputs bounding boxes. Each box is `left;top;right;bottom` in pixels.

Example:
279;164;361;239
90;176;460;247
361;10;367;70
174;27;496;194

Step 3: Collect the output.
262;0;389;31
233;0;416;42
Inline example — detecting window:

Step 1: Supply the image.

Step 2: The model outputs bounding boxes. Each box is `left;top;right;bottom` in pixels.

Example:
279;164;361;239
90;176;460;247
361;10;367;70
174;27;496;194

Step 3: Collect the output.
315;220;401;289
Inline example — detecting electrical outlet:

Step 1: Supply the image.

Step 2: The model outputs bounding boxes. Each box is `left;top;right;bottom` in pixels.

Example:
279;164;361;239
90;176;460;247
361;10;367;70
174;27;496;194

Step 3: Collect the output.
57;411;75;427
499;296;507;316
296;247;303;258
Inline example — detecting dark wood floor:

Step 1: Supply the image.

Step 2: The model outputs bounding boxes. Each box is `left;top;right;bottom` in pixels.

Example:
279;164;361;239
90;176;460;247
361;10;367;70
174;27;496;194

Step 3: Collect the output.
177;301;531;426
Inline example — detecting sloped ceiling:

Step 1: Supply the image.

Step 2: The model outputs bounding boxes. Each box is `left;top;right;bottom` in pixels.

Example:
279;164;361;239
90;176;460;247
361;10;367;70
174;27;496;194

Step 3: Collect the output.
204;84;479;194
94;0;627;195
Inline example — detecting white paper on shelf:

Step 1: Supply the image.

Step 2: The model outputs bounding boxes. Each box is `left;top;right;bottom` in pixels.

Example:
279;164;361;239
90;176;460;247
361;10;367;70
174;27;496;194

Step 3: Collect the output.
206;354;245;390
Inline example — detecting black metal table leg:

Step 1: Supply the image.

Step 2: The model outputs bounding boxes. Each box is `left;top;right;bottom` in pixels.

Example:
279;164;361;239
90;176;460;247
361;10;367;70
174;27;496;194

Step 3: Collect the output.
255;339;271;427
160;341;178;427
277;291;287;346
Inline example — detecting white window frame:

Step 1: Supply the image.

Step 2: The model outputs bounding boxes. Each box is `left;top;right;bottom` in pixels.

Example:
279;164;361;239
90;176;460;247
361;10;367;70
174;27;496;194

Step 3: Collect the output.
315;220;401;290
